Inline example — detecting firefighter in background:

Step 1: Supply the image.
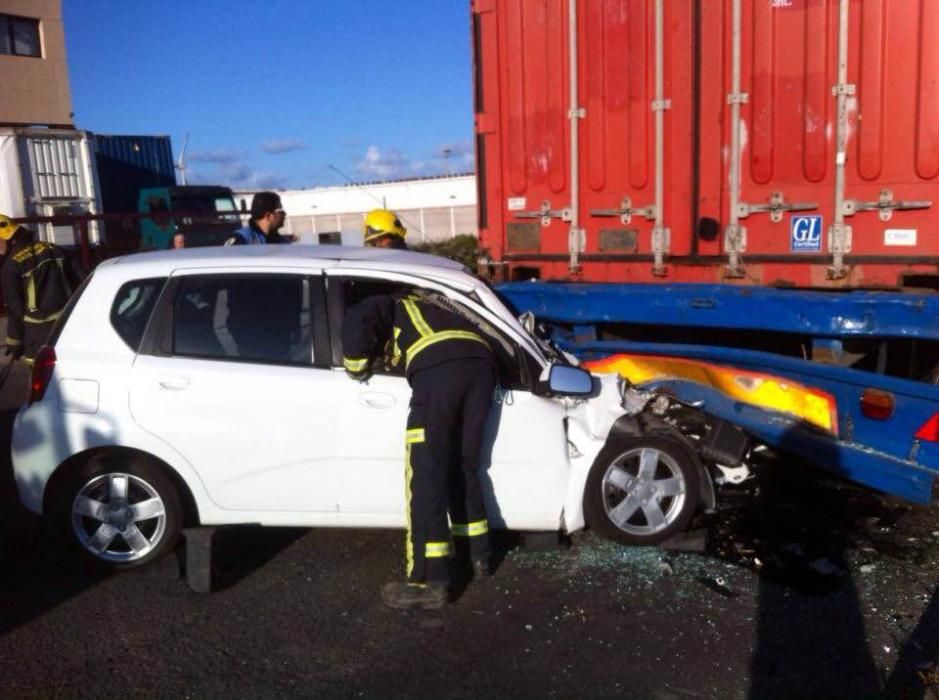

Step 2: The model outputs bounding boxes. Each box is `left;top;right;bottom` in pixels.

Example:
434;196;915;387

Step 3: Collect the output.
342;285;496;610
0;214;77;364
363;208;408;249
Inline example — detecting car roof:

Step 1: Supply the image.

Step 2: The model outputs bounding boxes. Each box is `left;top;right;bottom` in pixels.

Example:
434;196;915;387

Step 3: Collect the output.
95;244;469;279
86;244;544;365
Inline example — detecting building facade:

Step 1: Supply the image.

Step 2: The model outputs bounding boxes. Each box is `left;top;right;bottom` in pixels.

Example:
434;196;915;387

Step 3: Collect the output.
0;0;72;128
235;173;477;246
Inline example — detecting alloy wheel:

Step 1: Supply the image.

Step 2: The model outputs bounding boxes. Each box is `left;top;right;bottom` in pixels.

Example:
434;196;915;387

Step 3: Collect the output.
71;472;168;563
600;446;688;537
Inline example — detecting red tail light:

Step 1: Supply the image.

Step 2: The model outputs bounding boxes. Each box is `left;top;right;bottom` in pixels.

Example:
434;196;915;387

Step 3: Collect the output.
860;388;895;420
29;345;56;404
916;414;939;443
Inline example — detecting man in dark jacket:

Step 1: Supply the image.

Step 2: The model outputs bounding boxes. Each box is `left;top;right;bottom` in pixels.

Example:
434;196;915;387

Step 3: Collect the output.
225;191;293;245
0;214;77;363
342;288;496;610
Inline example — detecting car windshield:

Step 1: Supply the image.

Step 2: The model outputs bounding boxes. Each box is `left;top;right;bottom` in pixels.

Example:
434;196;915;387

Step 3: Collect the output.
488;282;521;317
526;318;569;364
481;280;569;364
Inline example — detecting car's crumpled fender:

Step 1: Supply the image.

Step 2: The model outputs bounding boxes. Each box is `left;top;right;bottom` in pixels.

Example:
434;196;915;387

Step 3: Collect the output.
559;373;627;532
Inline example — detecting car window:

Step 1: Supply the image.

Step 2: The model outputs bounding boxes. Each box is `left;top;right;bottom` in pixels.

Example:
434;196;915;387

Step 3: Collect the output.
173;274;313;365
336;277;527;388
110;278;166;351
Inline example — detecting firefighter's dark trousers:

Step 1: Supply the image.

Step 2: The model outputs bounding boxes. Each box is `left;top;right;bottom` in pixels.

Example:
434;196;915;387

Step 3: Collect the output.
22;319;56;363
404;357;495;584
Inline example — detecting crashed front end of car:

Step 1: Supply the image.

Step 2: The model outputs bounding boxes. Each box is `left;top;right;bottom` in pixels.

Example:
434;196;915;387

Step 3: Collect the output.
559;371;751;543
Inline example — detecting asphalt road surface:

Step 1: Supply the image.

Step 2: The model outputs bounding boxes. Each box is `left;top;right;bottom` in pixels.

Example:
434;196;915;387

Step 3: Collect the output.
1;355;938;698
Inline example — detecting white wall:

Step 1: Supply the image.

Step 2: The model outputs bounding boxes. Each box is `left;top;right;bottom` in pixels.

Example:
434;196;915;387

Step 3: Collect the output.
234;174;477;246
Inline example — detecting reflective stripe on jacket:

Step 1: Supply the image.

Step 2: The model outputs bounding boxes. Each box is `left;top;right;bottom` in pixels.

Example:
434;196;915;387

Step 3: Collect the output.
393;295;492;380
0;240;75;346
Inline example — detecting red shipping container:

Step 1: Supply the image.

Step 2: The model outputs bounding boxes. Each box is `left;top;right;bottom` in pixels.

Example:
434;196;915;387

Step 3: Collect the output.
473;0;939;288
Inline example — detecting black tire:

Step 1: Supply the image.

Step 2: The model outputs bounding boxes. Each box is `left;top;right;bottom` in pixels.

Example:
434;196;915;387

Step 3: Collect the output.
584;435;699;546
58;457;183;569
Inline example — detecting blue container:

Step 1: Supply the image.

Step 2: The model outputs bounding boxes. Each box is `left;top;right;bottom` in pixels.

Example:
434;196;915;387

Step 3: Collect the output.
93;133;176;214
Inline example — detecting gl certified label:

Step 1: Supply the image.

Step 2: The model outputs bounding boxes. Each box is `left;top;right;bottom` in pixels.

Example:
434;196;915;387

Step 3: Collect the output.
790;215;823;252
884;229;917;246
507;197;526;211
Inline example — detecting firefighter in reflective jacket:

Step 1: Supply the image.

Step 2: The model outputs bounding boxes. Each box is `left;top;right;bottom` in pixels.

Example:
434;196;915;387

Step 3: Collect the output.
0;215;77;364
342;290;496;610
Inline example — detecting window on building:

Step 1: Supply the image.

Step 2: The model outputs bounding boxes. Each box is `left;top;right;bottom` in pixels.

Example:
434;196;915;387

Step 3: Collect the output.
0;14;41;57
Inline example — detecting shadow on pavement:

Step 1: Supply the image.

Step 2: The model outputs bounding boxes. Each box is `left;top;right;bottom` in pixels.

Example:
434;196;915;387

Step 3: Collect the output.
0;355;306;627
0;362;112;636
883;585;939;699
704;434;939;698
745;452;880;698
199;525;309;593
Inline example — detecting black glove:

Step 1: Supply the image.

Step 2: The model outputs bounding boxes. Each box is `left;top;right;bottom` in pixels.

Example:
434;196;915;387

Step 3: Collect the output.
3;343;23;360
347;370;372;384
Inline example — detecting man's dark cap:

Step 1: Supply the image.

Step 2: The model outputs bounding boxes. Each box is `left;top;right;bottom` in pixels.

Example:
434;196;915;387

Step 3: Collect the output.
250;191;282;220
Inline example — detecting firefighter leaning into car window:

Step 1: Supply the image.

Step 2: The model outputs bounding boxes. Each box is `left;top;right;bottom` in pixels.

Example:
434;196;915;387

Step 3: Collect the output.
342;228;496;609
0;214;78;365
225;191;293;245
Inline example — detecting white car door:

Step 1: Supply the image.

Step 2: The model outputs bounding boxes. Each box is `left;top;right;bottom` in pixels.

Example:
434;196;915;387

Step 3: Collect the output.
326;271;571;530
478;388;571;531
129;269;346;514
304;367;410;516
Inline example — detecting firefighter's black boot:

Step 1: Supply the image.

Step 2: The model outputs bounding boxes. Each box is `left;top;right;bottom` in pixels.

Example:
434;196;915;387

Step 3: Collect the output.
473;556;492;579
381;581;449;610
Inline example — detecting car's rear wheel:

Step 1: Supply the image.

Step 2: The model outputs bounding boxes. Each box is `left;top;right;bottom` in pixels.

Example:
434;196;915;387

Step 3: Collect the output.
62;459;182;568
584;435;699;545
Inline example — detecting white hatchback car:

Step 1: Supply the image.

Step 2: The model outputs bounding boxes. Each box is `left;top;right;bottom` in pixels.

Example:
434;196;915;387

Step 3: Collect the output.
12;246;734;568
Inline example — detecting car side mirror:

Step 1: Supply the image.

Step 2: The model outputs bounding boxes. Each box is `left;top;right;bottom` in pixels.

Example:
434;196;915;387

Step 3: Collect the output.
546;364;594;396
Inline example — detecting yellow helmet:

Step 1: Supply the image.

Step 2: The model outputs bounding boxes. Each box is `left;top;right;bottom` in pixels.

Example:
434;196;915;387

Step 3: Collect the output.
363;209;406;245
0;213;22;241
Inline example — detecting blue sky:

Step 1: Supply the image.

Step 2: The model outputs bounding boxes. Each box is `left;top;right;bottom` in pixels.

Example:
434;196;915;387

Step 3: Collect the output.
62;1;475;189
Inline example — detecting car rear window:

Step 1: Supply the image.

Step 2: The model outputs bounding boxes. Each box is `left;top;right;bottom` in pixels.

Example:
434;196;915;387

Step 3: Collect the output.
171;274;314;365
110;278;167;351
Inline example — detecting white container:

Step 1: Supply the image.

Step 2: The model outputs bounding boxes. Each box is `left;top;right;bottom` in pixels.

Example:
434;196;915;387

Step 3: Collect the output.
0;127;101;246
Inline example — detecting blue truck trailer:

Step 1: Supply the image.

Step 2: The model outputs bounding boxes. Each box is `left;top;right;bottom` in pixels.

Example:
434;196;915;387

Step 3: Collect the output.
498;282;939;504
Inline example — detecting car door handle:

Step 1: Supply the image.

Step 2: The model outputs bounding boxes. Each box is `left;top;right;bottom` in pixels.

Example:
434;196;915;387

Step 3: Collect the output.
359;391;396;409
158;376;190;391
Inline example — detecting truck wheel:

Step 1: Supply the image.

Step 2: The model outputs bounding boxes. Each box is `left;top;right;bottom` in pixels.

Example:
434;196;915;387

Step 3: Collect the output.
62;459;182;569
584;435;699;546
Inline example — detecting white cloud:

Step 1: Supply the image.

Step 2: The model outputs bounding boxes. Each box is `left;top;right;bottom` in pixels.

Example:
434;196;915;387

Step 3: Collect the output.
187;148;245;164
260;138;306;155
354;141;476;181
186;150;287;189
432;139;475;173
220;162;287;189
356;145;416;179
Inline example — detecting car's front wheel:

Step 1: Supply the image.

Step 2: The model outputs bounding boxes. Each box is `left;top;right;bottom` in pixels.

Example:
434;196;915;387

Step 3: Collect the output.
61;459;183;568
584;435;699;545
